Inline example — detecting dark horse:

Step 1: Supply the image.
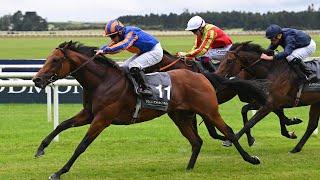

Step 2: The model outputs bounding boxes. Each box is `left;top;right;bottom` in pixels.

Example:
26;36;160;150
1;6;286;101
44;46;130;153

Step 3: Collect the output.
158;51;300;146
32;41;264;179
215;41;319;153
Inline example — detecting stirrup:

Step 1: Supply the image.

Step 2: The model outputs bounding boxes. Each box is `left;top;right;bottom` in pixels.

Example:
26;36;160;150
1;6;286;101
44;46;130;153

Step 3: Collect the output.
306;74;318;83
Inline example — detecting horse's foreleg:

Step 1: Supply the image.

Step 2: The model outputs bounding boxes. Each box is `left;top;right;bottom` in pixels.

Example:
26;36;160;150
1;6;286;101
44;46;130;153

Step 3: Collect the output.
236;105;272;140
35;108;93;158
241;103;256;146
274;108;303;126
168;112;203;170
273;109;297;139
49;115;111;180
290;103;320;153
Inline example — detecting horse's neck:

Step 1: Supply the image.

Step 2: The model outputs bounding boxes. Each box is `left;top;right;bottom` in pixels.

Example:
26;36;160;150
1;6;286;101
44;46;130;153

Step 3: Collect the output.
73;58;125;90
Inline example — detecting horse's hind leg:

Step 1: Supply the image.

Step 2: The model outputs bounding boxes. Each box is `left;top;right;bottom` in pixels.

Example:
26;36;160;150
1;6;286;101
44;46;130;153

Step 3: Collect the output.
168;111;203;170
203;110;260;165
290;103;320;153
35;108;93;158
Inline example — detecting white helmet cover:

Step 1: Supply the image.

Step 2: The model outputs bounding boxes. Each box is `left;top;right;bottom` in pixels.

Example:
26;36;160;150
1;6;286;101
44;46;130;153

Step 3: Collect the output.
185;16;206;31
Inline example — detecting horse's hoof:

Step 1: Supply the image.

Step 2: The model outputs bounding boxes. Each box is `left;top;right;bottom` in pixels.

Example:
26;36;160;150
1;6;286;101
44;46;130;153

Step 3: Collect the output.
289;148;301;154
35;149;45;158
289;132;297;139
248;155;260;165
291;118;303;125
248;137;255;147
49;173;60;180
222;140;232;147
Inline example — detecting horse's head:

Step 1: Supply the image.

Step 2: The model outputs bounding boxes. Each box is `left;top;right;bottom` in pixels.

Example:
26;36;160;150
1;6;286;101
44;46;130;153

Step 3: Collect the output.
216;41;268;78
33;41;95;88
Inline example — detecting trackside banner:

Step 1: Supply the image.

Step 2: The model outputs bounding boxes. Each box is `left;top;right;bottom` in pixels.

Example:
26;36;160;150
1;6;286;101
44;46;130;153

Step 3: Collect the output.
0;60;83;103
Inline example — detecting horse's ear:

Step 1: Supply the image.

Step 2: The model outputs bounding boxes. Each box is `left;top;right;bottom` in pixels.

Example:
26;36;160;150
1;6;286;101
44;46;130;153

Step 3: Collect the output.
243;41;252;45
63;41;72;49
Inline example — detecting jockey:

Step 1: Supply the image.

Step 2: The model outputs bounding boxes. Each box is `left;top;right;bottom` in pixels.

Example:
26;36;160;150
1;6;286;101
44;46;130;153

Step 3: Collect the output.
95;19;163;96
260;24;317;83
177;16;233;70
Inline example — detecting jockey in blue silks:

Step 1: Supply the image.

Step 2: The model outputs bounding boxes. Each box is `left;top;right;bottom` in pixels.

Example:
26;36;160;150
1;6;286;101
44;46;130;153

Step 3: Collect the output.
260;24;317;83
96;19;163;96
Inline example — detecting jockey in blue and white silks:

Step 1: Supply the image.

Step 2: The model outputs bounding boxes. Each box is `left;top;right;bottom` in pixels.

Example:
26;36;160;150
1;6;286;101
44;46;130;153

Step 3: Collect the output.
96;19;163;96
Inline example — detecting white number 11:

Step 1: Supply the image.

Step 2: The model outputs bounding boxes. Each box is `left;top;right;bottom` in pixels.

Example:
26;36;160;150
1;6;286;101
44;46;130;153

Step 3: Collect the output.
155;84;171;100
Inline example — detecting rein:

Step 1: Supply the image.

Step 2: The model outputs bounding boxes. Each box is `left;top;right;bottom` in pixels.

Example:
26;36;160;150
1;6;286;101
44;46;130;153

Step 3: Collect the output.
69;54;98;76
160;56;194;71
242;58;262;74
57;48;97;77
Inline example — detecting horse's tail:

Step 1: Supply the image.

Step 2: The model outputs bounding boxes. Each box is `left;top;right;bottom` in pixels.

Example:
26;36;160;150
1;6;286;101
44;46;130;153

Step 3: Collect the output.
203;73;268;105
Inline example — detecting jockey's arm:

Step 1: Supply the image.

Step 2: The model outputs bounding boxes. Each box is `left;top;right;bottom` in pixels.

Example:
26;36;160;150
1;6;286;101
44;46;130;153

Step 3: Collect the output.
101;32;138;54
186;29;215;57
274;37;295;60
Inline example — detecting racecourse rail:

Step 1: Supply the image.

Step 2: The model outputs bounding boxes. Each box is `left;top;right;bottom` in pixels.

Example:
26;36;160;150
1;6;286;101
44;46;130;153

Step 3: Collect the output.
0;60;318;141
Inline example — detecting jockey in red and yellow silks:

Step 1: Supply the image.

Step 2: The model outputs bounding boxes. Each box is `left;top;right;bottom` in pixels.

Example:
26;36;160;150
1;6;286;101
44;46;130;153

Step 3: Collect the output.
178;16;232;64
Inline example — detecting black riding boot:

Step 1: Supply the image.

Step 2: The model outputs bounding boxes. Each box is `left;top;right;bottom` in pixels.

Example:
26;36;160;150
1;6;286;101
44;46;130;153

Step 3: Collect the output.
130;67;153;96
291;58;317;83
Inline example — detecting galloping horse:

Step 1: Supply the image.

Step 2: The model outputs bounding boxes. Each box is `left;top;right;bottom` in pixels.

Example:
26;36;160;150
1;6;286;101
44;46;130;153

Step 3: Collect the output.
158;51;301;146
32;41;263;179
215;41;320;153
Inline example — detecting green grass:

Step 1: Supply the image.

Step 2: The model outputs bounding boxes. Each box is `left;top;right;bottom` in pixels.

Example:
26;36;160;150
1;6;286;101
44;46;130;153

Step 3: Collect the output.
0;35;319;59
0;35;320;179
0;99;319;179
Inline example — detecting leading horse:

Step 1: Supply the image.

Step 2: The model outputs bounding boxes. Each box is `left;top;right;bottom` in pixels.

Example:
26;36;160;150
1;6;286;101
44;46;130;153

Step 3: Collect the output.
32;41;263;179
215;41;320;153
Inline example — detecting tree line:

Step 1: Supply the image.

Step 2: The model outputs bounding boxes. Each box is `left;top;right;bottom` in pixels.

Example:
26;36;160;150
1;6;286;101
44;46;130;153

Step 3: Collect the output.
1;6;320;31
119;9;320;30
0;11;47;31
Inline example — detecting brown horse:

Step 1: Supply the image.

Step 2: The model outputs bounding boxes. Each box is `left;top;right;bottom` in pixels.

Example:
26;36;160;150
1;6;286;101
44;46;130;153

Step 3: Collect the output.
215;41;320;153
32;41;263;179
159;51;301;146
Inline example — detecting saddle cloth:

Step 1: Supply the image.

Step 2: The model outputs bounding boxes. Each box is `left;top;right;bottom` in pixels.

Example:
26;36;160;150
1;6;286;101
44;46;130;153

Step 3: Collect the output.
304;59;320;92
128;71;171;112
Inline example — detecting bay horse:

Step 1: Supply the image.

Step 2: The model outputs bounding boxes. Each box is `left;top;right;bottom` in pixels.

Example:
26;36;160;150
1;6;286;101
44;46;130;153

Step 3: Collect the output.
159;51;301;146
32;41;264;179
215;41;320;153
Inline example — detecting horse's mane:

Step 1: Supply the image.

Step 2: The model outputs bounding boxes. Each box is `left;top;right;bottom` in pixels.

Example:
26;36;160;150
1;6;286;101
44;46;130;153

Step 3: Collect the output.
58;41;121;70
163;49;177;58
230;41;271;55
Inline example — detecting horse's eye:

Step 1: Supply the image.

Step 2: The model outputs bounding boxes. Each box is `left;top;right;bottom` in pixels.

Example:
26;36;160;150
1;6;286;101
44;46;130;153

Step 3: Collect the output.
227;59;233;65
52;58;59;63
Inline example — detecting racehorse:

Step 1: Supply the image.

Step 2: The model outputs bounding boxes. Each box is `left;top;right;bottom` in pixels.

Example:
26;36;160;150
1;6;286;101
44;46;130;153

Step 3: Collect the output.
158;50;301;146
215;41;320;153
32;41;264;179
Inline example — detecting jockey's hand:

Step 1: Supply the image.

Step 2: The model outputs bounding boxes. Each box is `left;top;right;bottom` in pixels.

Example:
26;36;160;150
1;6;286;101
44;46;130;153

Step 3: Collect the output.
95;49;105;55
177;52;187;57
260;53;273;61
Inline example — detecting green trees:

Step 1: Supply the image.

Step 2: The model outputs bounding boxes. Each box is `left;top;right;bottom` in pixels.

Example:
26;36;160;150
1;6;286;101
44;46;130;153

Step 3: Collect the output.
0;11;48;31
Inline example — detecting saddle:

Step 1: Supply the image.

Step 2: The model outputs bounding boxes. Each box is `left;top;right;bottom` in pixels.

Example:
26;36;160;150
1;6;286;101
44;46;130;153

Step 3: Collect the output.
124;68;172;121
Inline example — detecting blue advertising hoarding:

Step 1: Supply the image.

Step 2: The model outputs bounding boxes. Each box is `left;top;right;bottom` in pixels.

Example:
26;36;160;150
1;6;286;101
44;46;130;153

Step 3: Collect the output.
0;60;82;103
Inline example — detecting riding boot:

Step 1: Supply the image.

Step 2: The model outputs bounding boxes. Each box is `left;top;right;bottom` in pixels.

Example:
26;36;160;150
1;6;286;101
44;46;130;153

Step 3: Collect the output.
130;67;153;96
295;58;318;83
289;59;308;83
